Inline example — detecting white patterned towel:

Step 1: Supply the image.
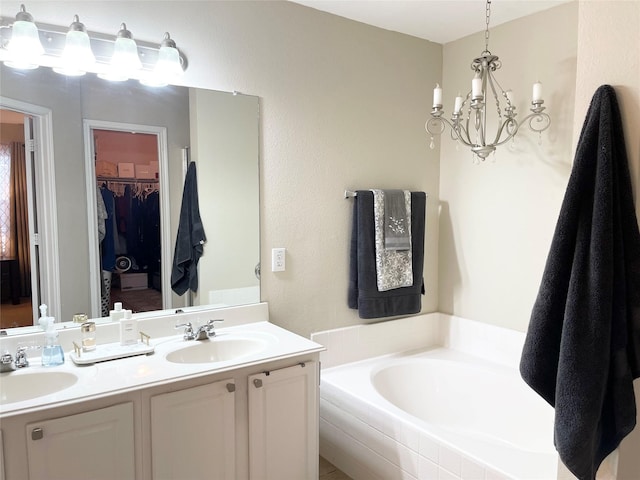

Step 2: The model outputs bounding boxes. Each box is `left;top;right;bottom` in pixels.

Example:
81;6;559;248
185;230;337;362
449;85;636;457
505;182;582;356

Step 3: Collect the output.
371;189;413;291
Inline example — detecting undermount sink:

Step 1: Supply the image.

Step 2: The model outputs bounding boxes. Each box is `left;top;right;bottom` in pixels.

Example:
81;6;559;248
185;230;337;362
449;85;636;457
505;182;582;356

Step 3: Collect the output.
0;371;79;405
165;336;269;364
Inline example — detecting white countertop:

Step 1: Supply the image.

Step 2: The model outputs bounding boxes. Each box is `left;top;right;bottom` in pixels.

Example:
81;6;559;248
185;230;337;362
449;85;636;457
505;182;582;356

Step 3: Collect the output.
0;320;324;418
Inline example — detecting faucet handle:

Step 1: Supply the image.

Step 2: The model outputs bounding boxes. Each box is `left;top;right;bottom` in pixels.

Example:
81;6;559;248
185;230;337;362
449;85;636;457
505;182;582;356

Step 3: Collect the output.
0;351;15;372
175;322;195;340
200;319;223;338
1;351;14;363
206;319;224;330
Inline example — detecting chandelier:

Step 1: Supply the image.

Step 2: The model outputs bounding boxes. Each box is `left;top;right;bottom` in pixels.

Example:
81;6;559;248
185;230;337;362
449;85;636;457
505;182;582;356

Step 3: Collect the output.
425;0;550;162
0;4;186;87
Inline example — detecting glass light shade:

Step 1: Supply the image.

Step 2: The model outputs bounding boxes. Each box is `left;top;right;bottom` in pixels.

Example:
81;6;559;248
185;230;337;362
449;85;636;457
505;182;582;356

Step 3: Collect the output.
140;45;183;87
110;38;142;80
53;30;96;76
5;20;44;70
99;36;142;82
156;45;183;78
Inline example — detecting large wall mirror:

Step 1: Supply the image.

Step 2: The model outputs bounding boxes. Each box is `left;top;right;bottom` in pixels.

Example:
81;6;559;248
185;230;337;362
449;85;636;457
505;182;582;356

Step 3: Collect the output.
0;64;260;333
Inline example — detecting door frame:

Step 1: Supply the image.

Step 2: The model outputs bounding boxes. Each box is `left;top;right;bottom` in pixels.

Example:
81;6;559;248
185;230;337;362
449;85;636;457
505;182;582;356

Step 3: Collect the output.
0;97;60;322
83;119;170;317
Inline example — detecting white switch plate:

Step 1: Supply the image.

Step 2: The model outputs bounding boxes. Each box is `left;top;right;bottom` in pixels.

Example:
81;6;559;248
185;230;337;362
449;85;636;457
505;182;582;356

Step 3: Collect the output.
271;248;286;272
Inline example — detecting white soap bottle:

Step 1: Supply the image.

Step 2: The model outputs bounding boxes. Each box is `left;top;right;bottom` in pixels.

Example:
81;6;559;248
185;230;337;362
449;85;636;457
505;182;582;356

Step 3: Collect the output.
120;309;138;346
38;304;54;331
110;302;126;322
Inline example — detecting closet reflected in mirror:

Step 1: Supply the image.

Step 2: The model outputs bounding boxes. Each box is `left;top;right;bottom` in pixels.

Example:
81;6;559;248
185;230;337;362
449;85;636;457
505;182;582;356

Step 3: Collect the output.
93;128;163;316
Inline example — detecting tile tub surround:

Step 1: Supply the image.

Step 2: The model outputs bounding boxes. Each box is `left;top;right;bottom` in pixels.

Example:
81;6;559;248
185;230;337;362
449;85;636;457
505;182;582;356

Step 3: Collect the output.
310;313;525;369
311;314;557;480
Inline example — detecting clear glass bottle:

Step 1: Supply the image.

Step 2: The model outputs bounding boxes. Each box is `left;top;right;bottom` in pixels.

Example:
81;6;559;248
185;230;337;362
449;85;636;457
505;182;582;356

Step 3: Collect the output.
81;321;96;352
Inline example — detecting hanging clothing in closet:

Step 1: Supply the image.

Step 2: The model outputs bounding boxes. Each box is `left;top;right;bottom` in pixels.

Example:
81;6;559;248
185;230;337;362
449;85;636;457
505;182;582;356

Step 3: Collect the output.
100;185;117;272
99;182;160;275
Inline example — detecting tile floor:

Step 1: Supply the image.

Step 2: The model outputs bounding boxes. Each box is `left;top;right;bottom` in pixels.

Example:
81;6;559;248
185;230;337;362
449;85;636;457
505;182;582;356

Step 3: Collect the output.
319;456;353;480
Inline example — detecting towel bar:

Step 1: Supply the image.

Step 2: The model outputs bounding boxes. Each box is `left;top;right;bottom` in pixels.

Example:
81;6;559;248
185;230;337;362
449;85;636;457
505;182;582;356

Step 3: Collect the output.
345;189;429;199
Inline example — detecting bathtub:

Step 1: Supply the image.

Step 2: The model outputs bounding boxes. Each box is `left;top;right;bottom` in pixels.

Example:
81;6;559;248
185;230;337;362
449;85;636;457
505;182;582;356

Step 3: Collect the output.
320;347;557;480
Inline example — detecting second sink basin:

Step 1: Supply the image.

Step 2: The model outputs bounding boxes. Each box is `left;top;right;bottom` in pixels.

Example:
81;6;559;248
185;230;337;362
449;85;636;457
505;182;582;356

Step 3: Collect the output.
0;371;79;405
165;336;269;364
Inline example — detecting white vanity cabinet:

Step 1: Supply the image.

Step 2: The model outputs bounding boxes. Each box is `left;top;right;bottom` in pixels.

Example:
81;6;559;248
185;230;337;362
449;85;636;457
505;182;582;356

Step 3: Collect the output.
150;379;236;480
248;361;318;480
0;391;143;480
25;403;136;480
0;325;322;480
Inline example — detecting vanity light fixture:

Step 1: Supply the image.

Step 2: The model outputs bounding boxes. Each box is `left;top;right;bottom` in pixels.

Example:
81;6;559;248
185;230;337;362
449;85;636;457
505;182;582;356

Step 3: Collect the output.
425;0;551;162
3;4;43;70
52;15;95;77
0;4;187;87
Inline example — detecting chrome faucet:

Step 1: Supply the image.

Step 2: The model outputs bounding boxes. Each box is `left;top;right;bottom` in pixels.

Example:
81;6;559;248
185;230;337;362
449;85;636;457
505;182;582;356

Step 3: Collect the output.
175;319;224;341
0;347;29;372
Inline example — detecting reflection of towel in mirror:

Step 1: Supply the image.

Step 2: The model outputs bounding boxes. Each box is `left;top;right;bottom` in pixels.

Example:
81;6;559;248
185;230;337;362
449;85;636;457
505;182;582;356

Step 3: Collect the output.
372;189;413;291
171;162;207;295
520;85;640;480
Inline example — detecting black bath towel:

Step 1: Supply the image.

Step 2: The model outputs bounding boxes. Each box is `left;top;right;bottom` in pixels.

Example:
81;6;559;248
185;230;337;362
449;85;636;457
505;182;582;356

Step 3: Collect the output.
171;162;207;295
348;190;426;318
520;85;640;480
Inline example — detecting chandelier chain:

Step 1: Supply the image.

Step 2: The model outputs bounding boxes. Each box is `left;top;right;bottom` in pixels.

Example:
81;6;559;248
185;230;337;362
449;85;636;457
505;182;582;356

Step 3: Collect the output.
484;0;491;53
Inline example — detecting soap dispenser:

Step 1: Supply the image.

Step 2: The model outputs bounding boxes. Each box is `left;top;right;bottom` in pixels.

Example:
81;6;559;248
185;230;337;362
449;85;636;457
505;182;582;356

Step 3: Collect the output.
40;306;64;367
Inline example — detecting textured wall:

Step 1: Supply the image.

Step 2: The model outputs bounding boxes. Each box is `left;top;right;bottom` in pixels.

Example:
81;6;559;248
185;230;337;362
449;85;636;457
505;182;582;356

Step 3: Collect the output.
2;1;441;336
438;2;579;332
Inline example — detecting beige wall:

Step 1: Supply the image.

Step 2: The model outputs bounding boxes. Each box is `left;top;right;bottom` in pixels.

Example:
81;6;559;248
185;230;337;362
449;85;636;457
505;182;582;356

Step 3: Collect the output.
1;1;441;335
572;2;640;478
438;2;579;332
3;0;635;340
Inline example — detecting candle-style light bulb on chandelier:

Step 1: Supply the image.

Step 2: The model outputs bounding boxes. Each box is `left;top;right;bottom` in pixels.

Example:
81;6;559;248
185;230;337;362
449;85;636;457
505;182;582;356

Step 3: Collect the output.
425;0;551;162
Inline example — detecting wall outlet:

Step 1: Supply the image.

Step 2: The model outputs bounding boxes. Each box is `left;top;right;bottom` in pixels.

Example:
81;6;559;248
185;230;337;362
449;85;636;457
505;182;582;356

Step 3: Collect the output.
271;248;286;272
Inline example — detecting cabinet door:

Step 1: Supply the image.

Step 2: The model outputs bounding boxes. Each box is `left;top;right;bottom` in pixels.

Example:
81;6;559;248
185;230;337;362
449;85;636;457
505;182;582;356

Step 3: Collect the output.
151;379;235;480
248;361;318;480
25;402;135;480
